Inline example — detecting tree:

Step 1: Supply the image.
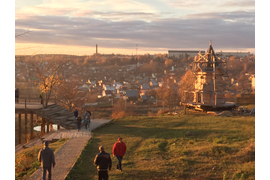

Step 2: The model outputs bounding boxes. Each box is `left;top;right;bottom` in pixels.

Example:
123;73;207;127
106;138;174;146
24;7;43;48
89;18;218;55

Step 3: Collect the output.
156;79;179;112
178;70;196;103
164;59;174;68
27;57;67;107
56;81;88;110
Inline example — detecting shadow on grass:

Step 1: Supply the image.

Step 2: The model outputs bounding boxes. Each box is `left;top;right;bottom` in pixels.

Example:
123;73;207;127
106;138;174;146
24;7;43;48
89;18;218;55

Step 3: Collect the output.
93;123;238;141
108;169;192;180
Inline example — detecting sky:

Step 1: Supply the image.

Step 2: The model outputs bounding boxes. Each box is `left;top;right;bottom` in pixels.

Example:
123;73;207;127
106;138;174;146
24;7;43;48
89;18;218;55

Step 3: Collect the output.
14;0;255;55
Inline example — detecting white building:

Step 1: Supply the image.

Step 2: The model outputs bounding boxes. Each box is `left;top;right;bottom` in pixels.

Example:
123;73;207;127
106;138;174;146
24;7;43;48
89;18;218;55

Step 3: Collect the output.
168;50;205;59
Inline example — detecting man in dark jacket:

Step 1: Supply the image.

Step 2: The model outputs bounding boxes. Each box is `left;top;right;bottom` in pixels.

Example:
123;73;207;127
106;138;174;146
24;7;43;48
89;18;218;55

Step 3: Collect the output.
88;110;91;128
15;88;19;103
76;115;82;132
94;146;112;180
38;141;56;180
112;137;126;172
74;109;79;122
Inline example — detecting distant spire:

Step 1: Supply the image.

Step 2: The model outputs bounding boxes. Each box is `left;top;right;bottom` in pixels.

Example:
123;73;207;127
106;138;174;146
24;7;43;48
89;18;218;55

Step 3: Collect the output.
209;40;212;46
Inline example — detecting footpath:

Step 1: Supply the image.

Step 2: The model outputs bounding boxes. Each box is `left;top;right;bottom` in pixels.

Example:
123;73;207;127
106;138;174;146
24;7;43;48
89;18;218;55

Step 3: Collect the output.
27;119;111;180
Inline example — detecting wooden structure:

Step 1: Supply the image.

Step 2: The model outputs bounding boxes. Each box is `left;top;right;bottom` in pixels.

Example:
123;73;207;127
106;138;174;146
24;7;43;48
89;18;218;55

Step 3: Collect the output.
15;96;77;145
183;41;237;111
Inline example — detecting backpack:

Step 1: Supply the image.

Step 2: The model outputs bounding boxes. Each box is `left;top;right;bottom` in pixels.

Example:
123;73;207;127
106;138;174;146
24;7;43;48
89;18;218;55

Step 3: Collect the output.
76;117;82;124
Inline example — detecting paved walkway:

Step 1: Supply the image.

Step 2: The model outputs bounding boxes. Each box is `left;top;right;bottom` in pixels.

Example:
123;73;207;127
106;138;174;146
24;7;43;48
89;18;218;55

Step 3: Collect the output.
27;119;111;180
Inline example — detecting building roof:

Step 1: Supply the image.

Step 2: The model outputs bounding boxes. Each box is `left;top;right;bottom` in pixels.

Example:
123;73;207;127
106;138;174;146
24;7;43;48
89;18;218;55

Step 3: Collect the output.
141;83;150;90
124;90;139;98
150;79;158;86
104;90;112;95
142;95;148;100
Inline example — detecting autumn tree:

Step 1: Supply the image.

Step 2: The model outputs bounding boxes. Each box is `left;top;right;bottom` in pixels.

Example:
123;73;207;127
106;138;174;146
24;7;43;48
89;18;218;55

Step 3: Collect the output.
164;59;174;68
27;56;67;107
56;81;89;110
178;70;196;103
111;99;136;118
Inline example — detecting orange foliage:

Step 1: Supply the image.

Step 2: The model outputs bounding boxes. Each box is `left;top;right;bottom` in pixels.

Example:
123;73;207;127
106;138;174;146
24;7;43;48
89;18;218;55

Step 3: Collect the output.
111;111;127;119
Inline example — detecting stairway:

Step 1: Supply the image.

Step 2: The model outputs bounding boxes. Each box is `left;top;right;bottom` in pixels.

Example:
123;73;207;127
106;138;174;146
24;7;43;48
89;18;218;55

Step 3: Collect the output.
34;104;77;130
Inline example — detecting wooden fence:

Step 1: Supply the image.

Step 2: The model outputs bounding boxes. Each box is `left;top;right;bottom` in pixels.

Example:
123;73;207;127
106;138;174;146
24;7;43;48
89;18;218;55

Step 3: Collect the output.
225;94;255;105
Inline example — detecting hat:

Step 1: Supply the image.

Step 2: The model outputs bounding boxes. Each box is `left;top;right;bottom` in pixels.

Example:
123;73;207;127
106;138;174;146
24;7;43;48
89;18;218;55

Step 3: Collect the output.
44;141;49;146
118;137;122;141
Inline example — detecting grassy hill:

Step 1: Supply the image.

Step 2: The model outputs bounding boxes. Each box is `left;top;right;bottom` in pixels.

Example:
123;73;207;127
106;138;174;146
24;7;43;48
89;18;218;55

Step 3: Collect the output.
66;113;255;180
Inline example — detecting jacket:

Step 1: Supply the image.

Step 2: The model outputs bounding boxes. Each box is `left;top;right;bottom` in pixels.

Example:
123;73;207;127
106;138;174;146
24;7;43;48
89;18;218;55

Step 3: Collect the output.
74;110;78;117
84;112;90;120
38;146;55;168
76;117;82;125
112;142;126;157
94;151;112;171
15;90;19;97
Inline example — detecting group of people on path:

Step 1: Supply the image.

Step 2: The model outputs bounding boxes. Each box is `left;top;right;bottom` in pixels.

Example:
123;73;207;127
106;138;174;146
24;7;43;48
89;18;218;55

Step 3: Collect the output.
38;137;126;180
74;109;91;132
94;137;127;180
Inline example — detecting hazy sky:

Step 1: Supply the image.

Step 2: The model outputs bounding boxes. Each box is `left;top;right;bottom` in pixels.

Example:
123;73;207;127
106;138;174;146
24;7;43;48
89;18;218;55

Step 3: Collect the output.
15;0;255;55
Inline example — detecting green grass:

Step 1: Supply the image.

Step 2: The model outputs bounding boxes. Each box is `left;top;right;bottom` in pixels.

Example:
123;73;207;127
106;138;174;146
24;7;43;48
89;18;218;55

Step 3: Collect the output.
66;113;255;180
15;138;69;180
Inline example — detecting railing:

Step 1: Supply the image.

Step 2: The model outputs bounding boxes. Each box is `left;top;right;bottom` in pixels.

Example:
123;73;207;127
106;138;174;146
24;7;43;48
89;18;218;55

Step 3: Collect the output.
15;93;57;109
15;94;97;118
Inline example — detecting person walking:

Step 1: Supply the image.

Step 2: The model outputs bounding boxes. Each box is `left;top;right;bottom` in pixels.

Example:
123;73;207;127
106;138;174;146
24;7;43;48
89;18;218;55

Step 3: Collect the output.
38;141;56;180
84;110;90;129
84;116;88;129
40;91;44;105
112;137;126;172
74;109;78;123
88;110;92;128
15;88;19;103
94;146;112;180
76;115;82;132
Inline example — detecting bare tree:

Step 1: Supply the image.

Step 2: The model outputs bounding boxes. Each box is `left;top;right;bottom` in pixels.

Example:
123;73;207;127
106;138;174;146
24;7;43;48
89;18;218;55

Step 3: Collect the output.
156;78;178;113
15;29;31;38
56;81;88;110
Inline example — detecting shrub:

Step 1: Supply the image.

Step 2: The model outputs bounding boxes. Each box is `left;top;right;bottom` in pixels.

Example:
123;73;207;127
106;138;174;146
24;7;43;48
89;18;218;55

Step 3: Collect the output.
148;111;156;116
96;112;110;119
157;109;170;115
112;111;127;119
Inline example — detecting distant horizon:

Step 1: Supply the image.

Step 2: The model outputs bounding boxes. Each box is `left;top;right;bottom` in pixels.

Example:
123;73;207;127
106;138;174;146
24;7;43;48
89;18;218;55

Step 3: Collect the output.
15;44;255;56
